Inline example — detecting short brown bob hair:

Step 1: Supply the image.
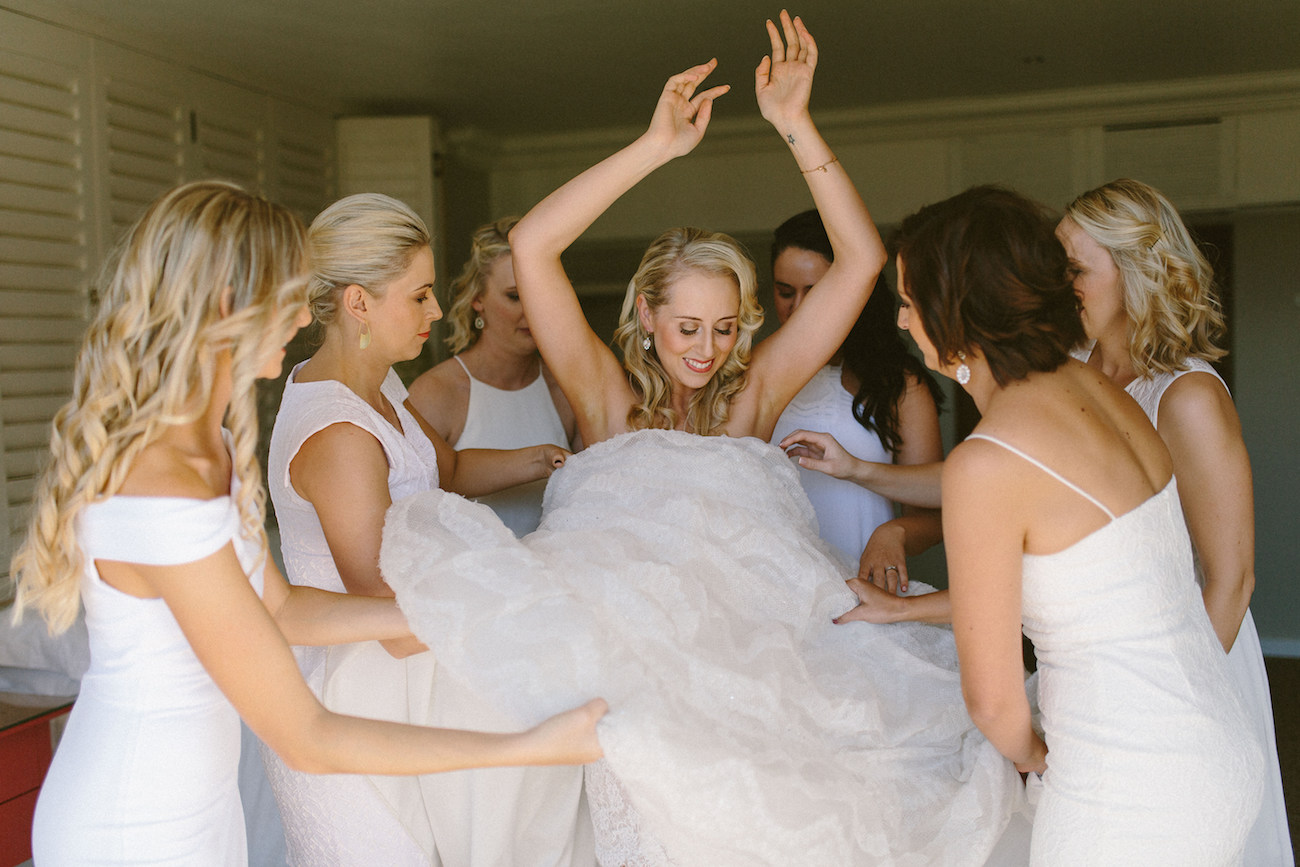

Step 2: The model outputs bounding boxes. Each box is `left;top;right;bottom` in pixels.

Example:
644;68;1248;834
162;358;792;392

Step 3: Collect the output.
892;186;1083;387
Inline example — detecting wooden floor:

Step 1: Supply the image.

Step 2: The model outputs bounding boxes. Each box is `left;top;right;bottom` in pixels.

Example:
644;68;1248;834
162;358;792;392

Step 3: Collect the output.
1265;657;1300;853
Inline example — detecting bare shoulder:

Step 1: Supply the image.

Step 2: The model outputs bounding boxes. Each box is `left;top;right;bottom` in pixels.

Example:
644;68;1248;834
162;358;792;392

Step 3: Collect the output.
297;421;387;464
116;437;227;500
407;357;470;441
1159;369;1238;433
408;356;469;405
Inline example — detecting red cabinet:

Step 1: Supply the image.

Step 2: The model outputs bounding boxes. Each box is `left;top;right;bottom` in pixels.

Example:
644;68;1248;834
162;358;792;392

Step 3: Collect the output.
0;695;73;866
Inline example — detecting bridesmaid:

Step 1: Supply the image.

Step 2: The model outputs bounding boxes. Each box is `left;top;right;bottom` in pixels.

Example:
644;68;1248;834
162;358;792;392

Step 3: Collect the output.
11;181;604;866
897;185;1262;863
264;192;591;866
408;217;580;537
766;208;944;581
1059;177;1291;865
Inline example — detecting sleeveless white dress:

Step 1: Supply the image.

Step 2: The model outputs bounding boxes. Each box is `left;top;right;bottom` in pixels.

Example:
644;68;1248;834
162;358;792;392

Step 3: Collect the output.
382;430;1028;866
451;355;570;537
265;362;593;867
769;364;894;564
1126;358;1293;865
32;467;262;865
968;434;1264;864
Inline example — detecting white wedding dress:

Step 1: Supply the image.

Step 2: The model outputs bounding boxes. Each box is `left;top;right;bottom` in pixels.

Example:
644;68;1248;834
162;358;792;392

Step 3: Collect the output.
382;430;1026;866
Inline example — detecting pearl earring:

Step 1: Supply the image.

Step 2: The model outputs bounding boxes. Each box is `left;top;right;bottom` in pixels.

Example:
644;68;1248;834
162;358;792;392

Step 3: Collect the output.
955;351;971;385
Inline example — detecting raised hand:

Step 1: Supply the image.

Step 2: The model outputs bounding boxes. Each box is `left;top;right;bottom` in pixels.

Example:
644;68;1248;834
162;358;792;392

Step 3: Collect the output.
646;59;731;160
755;10;817;130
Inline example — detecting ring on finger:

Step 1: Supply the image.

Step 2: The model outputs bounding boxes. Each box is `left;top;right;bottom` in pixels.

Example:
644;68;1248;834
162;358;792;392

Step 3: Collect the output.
884;565;899;573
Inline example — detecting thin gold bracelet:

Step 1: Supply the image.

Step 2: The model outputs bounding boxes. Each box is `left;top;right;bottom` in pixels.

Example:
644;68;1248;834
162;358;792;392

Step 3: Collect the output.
800;156;839;174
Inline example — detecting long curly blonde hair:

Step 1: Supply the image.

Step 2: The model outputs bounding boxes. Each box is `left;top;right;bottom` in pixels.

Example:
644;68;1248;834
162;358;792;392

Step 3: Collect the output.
445;216;518;354
1064;178;1225;375
11;181;310;634
612;227;762;435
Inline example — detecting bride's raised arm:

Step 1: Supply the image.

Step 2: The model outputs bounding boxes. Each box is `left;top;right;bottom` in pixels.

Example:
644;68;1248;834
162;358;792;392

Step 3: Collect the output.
747;12;887;433
508;61;730;440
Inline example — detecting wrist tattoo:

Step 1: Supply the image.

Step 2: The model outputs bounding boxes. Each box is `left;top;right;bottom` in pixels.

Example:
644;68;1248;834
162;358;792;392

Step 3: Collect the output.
787;133;796;145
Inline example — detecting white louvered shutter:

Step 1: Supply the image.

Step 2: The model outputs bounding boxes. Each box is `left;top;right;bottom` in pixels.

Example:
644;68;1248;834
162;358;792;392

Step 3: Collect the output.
0;19;97;583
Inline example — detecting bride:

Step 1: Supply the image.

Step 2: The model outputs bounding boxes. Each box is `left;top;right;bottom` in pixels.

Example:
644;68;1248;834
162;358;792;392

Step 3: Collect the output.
383;13;1028;866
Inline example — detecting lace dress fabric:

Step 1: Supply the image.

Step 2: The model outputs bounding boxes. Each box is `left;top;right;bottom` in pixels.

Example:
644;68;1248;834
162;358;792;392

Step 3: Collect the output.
1079;348;1292;865
263;364;441;866
382;430;1027;866
32;484;260;865
769;364;895;564
266;363;593;867
972;433;1264;864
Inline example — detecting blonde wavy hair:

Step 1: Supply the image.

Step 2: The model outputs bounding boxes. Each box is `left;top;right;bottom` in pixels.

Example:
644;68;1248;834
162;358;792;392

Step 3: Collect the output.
11;181;310;634
445;216;519;354
306;193;430;330
612;227;762;435
1064;178;1225;375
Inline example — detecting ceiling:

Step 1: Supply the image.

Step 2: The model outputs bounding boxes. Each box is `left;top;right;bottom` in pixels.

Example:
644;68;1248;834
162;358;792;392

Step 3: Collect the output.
4;0;1299;139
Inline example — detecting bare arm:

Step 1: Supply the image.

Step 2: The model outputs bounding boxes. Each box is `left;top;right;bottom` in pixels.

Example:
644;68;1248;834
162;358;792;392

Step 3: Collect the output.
1158;372;1254;653
745;14;886;435
130;546;604;775
865;377;945;592
403;399;568;497
290;422;427;658
779;429;944;508
508;62;729;443
945;442;1045;774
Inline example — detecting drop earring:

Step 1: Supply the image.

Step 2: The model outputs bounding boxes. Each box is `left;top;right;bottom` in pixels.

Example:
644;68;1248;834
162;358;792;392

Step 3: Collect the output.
955;351;970;385
474;315;485;330
359;321;372;351
642;334;652;351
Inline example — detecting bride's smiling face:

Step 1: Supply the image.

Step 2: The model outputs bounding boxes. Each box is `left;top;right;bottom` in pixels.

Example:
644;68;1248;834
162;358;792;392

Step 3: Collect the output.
639;269;740;392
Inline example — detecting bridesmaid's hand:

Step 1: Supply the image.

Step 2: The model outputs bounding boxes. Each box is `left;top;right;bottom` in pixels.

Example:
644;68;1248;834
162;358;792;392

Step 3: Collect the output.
859;522;909;593
755;10;817;131
644;60;731;160
523;698;608;765
833;576;907;625
1014;739;1048;777
779;429;860;480
536;444;571;477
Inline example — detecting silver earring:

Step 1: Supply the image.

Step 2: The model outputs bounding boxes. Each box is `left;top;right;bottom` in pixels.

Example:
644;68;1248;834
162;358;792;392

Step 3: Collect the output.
474;315;484;330
642;334;652;351
955;351;971;385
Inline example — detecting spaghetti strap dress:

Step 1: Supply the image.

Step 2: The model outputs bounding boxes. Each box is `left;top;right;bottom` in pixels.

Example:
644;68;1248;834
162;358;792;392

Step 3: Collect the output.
969;433;1264;864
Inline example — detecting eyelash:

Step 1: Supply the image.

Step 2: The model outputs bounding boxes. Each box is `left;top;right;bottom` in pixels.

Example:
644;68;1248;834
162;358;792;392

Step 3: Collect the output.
680;327;733;336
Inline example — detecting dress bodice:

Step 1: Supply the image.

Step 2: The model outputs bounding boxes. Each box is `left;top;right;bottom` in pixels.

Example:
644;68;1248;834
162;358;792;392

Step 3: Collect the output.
269;362;439;598
452;355;569;536
769;364;894;564
34;440;261;865
968;433;1263;864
